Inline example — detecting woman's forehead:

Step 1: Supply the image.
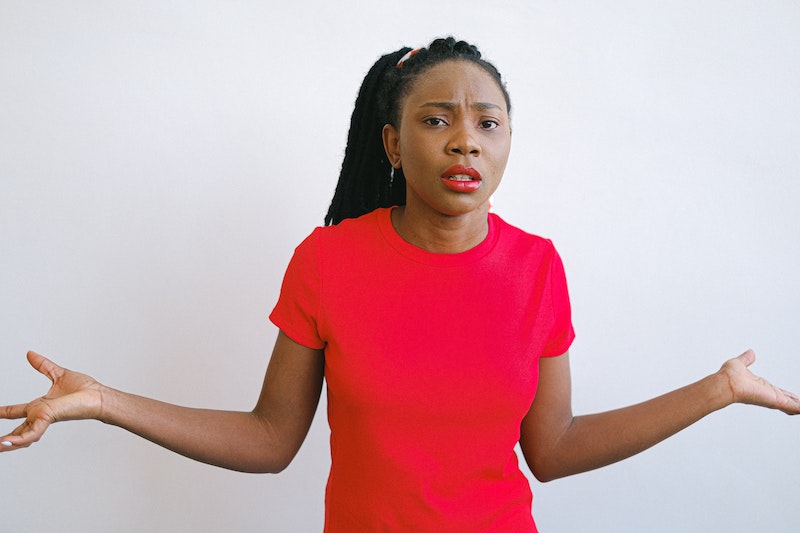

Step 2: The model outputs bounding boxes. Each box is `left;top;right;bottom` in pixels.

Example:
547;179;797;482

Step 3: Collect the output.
403;60;508;111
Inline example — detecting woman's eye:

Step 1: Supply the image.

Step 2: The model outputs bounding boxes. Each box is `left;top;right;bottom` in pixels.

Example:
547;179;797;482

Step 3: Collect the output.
424;117;447;126
480;120;499;130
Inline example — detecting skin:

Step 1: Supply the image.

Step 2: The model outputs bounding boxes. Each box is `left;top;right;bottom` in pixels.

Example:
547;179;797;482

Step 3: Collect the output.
1;61;798;487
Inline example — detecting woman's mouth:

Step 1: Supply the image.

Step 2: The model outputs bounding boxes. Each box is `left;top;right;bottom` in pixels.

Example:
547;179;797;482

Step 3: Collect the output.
441;165;482;193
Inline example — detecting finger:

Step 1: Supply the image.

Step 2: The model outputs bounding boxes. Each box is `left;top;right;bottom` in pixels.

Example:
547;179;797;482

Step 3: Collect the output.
779;388;800;415
0;417;51;451
0;432;27;450
26;351;64;383
0;432;26;451
780;387;800;401
0;403;29;420
0;434;33;451
736;349;756;367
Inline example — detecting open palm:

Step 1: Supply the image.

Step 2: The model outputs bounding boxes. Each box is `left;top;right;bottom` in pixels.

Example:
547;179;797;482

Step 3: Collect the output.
1;351;103;450
720;350;800;415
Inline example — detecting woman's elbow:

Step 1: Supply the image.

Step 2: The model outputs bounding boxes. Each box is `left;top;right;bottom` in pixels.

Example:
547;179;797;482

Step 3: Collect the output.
520;442;570;483
237;450;296;474
526;457;563;483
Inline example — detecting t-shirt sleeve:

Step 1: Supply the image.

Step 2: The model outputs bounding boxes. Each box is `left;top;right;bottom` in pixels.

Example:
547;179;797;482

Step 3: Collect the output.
269;230;326;350
541;245;576;357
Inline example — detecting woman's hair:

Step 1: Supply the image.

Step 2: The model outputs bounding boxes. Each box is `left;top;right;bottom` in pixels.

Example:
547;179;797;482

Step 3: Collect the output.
324;37;511;225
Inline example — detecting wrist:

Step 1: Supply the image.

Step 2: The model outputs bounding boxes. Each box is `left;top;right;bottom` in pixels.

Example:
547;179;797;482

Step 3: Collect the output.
93;383;115;424
703;371;736;411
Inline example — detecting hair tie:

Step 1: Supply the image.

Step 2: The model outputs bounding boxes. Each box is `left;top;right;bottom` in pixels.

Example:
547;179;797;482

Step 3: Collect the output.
396;48;421;68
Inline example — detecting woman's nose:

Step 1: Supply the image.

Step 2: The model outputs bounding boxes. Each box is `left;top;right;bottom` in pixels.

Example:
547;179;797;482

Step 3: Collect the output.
447;123;481;156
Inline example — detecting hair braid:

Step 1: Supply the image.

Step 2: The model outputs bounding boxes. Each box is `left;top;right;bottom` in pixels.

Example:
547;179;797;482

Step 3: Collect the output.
324;48;411;226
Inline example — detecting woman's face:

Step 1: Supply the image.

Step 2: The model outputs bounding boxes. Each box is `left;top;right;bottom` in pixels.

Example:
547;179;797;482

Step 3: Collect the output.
383;60;512;220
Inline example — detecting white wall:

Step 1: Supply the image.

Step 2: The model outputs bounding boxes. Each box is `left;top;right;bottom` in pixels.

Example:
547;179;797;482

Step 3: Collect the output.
1;2;798;531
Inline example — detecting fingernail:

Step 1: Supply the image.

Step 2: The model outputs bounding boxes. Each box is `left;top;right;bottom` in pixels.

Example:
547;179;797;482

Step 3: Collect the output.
1;441;12;447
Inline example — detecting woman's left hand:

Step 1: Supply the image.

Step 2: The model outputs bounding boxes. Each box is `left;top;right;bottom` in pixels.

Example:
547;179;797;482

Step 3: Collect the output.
719;350;800;415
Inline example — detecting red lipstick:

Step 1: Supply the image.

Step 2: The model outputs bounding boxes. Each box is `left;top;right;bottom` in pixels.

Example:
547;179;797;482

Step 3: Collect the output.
440;165;482;193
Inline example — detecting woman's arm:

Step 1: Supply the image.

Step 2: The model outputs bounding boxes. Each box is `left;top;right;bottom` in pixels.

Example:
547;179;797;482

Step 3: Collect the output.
520;350;799;483
0;331;325;473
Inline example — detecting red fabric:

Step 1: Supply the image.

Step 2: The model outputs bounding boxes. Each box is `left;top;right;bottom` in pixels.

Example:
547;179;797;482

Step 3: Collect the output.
270;207;575;532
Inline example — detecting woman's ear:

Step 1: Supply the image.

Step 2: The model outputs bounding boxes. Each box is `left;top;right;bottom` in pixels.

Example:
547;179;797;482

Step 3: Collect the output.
382;124;401;168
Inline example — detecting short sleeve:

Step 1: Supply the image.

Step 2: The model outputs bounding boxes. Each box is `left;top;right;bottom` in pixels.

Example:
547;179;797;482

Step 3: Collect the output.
541;247;575;357
269;230;326;350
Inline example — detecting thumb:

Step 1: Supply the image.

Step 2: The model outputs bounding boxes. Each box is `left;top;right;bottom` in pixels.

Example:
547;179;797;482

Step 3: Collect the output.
736;349;756;368
26;351;64;383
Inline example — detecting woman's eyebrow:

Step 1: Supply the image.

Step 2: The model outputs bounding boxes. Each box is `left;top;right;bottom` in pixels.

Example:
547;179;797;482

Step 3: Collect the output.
419;101;503;111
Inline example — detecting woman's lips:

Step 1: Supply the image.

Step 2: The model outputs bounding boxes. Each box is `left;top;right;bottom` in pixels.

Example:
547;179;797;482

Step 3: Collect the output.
441;165;482;193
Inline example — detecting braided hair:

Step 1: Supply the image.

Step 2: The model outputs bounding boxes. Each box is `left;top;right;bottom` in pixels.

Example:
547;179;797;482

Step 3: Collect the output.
324;37;511;225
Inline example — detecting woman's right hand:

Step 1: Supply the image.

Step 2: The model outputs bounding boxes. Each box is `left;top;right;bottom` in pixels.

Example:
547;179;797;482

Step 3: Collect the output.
1;351;104;451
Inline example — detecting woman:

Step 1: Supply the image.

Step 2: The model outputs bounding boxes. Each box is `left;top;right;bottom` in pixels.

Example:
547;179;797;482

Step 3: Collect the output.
2;37;798;532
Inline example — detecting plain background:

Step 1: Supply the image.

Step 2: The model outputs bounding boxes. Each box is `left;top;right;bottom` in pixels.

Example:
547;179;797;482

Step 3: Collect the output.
1;1;798;531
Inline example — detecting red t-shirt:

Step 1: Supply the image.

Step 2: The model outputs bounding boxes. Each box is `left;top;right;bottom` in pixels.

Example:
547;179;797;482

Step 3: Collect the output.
270;207;575;532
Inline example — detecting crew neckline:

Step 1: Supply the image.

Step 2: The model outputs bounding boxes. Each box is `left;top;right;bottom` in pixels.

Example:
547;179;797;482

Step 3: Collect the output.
376;206;500;266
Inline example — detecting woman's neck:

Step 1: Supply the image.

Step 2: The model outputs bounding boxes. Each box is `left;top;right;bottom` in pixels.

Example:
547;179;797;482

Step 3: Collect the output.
390;205;490;254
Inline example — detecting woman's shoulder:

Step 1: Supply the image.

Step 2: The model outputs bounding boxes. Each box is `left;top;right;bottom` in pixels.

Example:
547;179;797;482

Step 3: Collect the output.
490;212;557;252
299;207;387;253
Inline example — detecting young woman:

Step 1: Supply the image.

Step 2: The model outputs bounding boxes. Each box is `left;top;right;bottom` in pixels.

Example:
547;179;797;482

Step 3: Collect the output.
2;37;798;532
